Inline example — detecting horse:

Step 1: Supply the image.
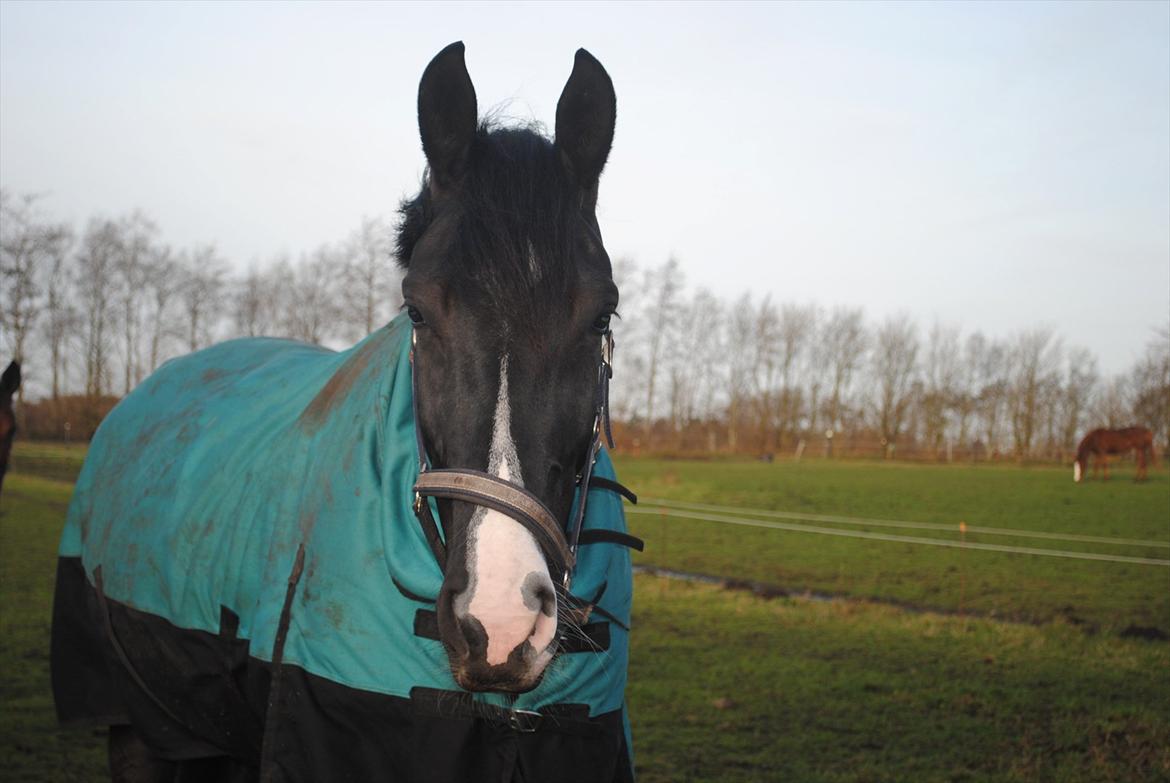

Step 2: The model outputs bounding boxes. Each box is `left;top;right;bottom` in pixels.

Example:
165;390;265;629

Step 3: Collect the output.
51;43;639;782
0;360;20;497
1073;426;1157;482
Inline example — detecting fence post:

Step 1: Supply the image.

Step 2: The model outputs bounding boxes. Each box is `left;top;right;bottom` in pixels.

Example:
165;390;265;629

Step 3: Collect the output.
958;520;967;620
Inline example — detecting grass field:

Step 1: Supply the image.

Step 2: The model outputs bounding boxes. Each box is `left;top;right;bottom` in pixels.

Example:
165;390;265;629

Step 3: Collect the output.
2;444;1169;781
1;474;106;782
6;442;88;484
630;577;1169;782
614;456;1170;635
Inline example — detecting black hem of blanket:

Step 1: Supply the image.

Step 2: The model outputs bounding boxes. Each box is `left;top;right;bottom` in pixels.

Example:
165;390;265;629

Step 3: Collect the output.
51;556;634;783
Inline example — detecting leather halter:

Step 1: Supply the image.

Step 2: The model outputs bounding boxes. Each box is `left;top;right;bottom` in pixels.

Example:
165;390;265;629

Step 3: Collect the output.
410;328;623;590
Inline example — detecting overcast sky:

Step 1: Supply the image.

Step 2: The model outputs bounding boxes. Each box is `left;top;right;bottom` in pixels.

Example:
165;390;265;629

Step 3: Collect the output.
2;1;1167;373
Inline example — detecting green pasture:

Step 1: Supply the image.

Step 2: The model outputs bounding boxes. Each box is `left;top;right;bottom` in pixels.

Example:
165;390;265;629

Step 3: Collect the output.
630;575;1169;783
1;474;105;781
614;456;1170;635
2;446;1169;781
6;441;88;484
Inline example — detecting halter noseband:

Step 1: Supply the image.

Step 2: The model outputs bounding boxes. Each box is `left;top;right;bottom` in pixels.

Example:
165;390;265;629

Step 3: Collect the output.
409;328;624;591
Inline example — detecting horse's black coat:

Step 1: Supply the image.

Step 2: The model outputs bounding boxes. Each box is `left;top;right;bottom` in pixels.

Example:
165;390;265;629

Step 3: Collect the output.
396;42;623;697
0;360;20;497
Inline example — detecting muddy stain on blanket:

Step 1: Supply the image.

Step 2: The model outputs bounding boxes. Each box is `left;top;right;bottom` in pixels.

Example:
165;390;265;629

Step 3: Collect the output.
298;325;397;433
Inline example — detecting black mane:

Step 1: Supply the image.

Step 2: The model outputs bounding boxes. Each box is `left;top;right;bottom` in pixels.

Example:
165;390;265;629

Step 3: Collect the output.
395;122;589;306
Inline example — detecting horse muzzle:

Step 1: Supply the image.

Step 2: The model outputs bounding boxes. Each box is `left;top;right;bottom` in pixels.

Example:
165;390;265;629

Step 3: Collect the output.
436;515;559;692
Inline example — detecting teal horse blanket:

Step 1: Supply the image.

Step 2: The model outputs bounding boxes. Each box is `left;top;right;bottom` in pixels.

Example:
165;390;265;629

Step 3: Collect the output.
52;313;634;781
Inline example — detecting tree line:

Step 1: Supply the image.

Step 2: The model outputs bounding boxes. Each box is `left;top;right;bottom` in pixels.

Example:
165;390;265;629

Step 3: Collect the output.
2;190;1167;459
611;258;1169;461
1;191;402;429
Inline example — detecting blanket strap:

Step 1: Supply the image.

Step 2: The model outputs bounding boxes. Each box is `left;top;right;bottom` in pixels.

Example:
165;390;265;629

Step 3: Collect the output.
409;687;603;737
576;529;644;552
92;565;189;730
587;475;638;505
259;542;306;783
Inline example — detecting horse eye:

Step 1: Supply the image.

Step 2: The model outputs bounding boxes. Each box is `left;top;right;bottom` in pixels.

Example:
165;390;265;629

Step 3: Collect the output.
407;306;426;326
591;314;612;334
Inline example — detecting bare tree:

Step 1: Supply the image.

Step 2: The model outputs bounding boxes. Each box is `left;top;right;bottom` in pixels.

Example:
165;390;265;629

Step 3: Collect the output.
1008;328;1061;460
233;260;278;338
953;332;986;455
1036;360;1065;460
143;246;181;372
340;216;401;338
822;307;867;439
1091;376;1132;429
1;192;72;399
774;303;814;449
724;292;755;452
180;245;228;352
639;258;684;443
283;246;340;344
1130;325;1169;450
42;229;78;400
1058;347;1098;459
748;296;781;450
115;212;157;393
801;306;826;440
870;314;919;457
666;288;722;447
974;337;1009;457
920;323;961;457
75;218;122;398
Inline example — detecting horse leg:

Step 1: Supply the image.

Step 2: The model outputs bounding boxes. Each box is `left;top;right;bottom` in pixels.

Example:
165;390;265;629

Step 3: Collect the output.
109;724;176;783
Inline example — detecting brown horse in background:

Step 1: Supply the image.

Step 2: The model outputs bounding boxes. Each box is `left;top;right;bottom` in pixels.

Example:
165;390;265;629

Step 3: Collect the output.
1074;426;1156;483
0;361;21;498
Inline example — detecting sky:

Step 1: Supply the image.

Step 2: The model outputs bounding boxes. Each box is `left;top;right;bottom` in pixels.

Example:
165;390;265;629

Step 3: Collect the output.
1;0;1167;374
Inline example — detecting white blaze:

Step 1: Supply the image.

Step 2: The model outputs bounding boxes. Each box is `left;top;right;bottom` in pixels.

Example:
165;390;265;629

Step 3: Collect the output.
1074;461;1082;483
458;356;556;667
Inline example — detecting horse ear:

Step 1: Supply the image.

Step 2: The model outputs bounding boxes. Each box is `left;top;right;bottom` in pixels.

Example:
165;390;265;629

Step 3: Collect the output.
1;361;20;397
417;41;478;194
555;49;616;200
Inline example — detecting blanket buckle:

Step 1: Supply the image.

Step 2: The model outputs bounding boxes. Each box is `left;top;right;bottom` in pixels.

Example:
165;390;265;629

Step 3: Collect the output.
508;708;543;733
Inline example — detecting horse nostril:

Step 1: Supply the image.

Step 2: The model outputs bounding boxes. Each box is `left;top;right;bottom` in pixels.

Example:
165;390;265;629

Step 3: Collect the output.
521;571;556;617
457;615;489;658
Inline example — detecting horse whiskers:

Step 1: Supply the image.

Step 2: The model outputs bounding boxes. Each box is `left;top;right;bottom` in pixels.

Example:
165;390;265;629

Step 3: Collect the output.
552;615;608;657
433;686;462;718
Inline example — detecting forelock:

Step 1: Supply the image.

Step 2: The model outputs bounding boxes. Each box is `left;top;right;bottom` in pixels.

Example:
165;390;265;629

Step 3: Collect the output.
395;122;586;309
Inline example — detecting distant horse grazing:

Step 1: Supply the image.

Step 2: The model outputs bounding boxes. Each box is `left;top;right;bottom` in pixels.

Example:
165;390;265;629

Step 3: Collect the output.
1074;426;1156;482
51;43;639;782
0;361;20;497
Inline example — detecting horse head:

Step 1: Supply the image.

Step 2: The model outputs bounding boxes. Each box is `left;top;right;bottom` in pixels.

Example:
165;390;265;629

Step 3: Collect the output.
0;360;21;494
0;360;18;412
396;43;617;693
